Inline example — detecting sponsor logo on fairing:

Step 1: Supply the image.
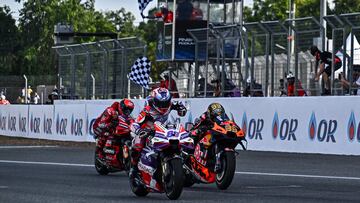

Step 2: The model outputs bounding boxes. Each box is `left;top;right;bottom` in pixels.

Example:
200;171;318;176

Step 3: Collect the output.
348;111;360;142
308;112;337;142
242;112;263;140
272;112;297;141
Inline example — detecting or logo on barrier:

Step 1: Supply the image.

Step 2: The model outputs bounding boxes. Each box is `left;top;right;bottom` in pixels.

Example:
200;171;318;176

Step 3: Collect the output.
30;113;40;133
88;117;96;137
272;112;298;141
56;114;67;135
8;113;16;132
242;112;247;136
242;112;263;140
71;114;83;136
348;111;360;142
19;113;27;133
0;113;6;130
308;112;337;142
43;115;52;134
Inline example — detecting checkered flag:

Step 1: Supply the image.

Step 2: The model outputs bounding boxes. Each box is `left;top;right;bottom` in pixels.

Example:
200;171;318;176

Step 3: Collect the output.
128;57;151;89
138;0;153;17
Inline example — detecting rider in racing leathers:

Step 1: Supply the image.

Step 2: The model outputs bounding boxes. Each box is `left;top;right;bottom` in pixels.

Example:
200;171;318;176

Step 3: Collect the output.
93;99;135;160
190;103;230;146
129;87;187;178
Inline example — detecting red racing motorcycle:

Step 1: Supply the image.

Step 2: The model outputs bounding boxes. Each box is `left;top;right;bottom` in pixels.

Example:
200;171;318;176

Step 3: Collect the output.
94;122;132;175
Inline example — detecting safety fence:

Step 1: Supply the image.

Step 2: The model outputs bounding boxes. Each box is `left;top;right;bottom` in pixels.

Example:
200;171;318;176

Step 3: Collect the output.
53;37;147;100
1;96;360;155
187;13;360;97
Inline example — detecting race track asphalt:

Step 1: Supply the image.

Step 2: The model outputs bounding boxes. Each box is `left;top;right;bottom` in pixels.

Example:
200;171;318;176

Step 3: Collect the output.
0;145;360;203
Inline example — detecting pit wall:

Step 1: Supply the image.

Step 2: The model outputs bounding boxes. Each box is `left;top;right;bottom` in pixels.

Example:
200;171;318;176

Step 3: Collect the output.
0;96;359;155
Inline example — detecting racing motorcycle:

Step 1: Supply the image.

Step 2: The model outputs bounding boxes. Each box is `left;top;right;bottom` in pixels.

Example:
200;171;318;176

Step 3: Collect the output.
94;123;132;175
183;115;246;190
129;121;194;200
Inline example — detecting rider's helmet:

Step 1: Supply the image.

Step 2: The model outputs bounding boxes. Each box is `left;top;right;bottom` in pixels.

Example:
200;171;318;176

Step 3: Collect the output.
207;103;226;122
120;98;134;116
151;87;172;115
310;45;319;56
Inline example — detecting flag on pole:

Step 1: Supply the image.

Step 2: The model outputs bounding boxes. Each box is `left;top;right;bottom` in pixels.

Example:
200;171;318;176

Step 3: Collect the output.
138;0;153;17
128;57;151;89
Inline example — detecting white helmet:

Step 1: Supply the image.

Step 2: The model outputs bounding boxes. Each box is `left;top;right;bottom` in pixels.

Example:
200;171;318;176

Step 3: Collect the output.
159;2;168;9
286;72;295;79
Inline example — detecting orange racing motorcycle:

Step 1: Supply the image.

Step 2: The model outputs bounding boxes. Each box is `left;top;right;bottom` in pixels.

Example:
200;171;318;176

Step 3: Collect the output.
183;116;246;189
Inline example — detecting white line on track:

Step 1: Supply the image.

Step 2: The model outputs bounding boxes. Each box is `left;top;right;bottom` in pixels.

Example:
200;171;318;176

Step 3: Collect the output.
236;171;360;181
0;160;92;167
0;146;58;149
1;160;360;181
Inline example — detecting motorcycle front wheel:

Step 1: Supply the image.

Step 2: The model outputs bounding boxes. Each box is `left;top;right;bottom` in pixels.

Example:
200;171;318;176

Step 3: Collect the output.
215;151;236;190
129;175;149;197
94;150;109;175
164;158;184;200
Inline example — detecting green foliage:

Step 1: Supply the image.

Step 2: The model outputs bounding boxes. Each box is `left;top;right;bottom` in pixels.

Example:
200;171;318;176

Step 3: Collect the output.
0;6;20;74
333;0;360;14
244;0;289;22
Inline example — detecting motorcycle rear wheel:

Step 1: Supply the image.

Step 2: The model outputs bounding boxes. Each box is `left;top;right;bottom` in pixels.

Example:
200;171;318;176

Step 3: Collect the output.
164;158;184;200
215;151;236;190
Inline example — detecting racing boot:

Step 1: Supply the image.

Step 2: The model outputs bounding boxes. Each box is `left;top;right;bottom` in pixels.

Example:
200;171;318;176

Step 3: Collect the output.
129;151;140;179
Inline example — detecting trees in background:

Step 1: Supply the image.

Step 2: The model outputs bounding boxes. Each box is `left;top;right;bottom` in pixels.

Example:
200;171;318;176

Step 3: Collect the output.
0;6;20;74
1;0;359;77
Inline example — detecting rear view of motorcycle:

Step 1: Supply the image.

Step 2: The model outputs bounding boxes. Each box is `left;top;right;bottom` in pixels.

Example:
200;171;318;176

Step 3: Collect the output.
129;121;194;200
94;124;132;175
183;115;247;190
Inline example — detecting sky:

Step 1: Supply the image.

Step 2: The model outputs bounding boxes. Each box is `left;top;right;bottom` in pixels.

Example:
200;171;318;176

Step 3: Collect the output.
2;0;254;24
1;0;159;24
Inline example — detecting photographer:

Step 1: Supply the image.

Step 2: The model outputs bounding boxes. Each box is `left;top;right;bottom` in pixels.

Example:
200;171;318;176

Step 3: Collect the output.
339;66;360;95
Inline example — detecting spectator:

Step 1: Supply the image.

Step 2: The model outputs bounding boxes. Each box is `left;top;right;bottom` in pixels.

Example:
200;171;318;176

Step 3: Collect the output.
243;77;264;97
339;66;360;95
310;45;342;95
0;95;10;105
286;72;307;96
191;1;203;20
33;92;40;104
176;0;193;20
154;3;173;23
159;70;180;98
279;78;287;96
211;73;241;97
197;78;214;97
47;91;59;104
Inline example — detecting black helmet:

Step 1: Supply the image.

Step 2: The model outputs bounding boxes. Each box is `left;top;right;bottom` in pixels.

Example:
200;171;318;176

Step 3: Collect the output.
310;45;319;56
207;103;225;122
